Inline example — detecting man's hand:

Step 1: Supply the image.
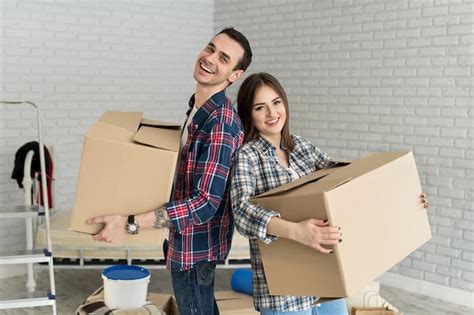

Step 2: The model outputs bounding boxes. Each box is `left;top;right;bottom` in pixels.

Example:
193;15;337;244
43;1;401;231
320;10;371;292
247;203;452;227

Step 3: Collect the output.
154;207;173;229
290;218;341;254
87;215;127;243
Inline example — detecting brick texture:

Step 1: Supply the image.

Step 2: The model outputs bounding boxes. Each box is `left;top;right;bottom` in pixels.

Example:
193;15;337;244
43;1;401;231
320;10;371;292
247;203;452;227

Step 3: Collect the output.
1;0;472;299
215;0;473;294
0;0;214;251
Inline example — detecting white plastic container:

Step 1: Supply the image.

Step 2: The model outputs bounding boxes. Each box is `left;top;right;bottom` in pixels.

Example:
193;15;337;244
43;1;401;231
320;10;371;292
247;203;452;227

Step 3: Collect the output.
102;265;151;309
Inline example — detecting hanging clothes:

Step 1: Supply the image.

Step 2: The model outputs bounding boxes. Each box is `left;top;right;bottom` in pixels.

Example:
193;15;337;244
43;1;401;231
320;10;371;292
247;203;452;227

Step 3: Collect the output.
11;141;54;208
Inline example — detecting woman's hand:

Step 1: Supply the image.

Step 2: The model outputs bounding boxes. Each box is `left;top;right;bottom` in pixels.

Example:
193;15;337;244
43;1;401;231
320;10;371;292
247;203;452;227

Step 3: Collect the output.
87;215;127;243
290;218;341;254
420;193;428;208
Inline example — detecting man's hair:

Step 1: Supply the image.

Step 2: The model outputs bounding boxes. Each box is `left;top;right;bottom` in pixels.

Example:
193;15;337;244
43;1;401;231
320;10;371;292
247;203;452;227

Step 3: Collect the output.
216;27;252;71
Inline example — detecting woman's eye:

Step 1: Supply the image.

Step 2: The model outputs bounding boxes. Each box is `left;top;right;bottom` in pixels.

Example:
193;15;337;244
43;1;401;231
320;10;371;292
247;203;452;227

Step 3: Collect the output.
274;100;281;105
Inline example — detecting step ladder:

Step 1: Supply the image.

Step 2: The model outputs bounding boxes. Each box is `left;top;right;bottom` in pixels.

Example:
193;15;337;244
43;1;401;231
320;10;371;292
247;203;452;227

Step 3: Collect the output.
0;100;57;314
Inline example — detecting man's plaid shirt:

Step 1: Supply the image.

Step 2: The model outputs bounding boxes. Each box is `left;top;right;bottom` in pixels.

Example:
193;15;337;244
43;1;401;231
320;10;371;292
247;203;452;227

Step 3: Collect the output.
166;90;243;271
230;135;334;312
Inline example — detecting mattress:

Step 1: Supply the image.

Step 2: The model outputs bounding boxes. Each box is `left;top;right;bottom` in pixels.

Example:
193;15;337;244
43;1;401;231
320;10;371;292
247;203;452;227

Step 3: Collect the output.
36;210;250;262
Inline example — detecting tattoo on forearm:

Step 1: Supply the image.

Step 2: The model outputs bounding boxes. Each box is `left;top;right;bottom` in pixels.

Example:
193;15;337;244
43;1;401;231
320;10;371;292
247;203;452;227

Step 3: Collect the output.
154;208;173;229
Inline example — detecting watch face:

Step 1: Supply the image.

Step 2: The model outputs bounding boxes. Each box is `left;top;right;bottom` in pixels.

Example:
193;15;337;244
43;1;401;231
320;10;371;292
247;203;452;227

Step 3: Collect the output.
127;223;138;234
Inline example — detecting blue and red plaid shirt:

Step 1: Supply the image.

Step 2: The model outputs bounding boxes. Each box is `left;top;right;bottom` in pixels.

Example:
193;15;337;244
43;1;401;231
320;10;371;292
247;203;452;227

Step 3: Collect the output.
165;90;244;271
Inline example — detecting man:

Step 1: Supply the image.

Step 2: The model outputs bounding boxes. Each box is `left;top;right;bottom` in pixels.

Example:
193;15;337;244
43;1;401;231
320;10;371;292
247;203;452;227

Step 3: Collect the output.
88;27;252;315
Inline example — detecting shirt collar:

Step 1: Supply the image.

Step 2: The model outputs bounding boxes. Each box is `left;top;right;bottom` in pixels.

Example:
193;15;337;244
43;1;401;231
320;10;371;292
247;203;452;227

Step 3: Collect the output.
187;90;227;126
252;135;289;153
253;136;276;153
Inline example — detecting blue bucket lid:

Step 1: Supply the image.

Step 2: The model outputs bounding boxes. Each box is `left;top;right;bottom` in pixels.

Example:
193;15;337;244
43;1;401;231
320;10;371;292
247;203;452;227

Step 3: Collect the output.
102;265;150;280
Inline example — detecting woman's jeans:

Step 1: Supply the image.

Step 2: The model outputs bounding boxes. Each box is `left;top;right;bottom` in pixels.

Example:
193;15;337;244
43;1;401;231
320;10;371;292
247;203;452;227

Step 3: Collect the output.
260;298;348;315
171;260;219;315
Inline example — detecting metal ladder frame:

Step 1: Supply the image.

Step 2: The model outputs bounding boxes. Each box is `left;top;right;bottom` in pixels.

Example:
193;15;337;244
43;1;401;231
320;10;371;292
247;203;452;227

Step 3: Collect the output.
0;100;57;314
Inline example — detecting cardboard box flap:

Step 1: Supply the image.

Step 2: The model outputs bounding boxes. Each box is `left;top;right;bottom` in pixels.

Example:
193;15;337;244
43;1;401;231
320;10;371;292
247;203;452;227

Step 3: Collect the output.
141;118;181;128
255;163;347;199
317;151;409;188
88;122;135;143
99;111;143;133
133;125;181;152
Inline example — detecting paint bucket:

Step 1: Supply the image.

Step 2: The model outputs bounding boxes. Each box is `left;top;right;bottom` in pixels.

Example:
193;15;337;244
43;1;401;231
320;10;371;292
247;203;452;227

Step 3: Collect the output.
102;265;151;309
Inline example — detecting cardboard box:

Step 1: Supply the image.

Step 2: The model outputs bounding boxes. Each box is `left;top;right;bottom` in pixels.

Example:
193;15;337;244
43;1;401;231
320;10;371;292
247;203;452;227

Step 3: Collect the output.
148;293;179;315
254;151;431;298
216;291;258;314
70;111;180;243
147;291;257;315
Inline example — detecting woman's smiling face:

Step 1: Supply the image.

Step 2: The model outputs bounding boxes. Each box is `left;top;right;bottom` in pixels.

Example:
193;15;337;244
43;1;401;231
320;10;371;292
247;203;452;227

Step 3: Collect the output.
251;84;287;141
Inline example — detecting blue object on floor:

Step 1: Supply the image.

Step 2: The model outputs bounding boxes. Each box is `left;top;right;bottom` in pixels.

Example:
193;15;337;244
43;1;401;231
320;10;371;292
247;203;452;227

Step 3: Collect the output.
231;268;253;296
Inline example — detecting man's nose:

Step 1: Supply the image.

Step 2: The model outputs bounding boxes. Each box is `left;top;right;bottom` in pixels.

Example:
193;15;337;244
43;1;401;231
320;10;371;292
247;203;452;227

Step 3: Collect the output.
204;53;217;65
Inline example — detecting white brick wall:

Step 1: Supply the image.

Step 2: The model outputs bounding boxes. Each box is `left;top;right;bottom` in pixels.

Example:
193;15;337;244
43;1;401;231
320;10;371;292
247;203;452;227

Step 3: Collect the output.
215;0;473;304
0;0;214;255
1;0;473;306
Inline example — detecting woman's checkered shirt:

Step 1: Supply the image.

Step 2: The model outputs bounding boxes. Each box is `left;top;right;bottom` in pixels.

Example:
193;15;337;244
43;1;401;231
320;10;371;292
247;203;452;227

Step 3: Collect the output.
230;135;334;312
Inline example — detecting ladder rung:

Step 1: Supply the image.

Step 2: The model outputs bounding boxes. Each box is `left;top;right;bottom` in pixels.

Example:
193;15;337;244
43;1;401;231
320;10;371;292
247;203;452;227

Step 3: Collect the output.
0;291;55;309
0;249;52;265
0;204;44;219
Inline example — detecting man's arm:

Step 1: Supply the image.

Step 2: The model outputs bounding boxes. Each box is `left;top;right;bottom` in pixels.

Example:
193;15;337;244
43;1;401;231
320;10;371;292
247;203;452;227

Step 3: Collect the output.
87;207;172;243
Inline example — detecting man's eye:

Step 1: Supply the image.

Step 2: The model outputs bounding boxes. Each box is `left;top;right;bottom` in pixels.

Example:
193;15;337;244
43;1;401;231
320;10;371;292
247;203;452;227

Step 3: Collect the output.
206;46;214;52
220;57;228;63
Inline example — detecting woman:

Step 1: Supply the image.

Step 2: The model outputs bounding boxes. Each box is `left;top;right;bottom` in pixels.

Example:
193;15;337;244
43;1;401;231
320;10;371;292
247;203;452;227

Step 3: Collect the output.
230;72;348;315
230;73;427;315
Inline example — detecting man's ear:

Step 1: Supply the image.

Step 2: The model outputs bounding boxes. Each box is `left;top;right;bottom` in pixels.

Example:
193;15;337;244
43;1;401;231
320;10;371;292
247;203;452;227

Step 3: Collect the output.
228;69;244;83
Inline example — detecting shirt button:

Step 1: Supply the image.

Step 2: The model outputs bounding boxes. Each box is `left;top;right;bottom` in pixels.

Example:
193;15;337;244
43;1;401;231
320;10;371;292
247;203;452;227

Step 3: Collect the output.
195;124;198;129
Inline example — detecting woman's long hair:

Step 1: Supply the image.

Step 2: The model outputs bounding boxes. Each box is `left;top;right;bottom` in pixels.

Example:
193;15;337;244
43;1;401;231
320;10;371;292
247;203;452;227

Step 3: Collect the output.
237;72;295;151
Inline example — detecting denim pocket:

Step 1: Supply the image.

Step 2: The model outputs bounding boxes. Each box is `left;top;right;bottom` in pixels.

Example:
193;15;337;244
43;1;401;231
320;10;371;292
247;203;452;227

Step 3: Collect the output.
196;261;216;286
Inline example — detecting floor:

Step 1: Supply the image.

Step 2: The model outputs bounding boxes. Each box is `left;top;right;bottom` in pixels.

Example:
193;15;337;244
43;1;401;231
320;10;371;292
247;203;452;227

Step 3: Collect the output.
0;267;473;314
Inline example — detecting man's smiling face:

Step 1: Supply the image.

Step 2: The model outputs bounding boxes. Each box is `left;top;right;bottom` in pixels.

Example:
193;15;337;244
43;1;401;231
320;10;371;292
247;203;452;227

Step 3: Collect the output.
193;33;245;88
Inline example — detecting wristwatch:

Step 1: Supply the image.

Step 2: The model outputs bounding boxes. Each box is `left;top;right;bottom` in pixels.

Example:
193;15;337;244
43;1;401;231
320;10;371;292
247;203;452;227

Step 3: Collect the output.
126;215;139;234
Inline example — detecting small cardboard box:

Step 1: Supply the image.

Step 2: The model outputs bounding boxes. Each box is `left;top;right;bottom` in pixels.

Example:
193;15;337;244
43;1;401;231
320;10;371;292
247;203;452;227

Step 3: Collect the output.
148;291;257;315
148;293;179;315
254;151;431;298
70;111;181;243
216;291;258;314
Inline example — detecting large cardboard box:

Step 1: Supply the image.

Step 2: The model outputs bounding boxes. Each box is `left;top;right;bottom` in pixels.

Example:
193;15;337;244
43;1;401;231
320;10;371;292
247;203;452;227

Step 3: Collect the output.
254;151;431;298
70;112;180;243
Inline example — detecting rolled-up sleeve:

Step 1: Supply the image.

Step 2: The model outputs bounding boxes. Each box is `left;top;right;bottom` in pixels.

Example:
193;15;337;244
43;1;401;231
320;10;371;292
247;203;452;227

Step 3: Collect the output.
230;151;280;244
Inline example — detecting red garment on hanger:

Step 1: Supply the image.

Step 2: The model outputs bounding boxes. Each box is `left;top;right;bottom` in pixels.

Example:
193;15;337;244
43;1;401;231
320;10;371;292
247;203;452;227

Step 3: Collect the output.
11;141;54;208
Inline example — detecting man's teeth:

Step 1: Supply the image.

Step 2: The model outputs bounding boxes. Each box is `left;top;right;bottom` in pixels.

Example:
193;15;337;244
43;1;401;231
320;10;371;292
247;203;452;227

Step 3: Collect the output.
201;64;214;74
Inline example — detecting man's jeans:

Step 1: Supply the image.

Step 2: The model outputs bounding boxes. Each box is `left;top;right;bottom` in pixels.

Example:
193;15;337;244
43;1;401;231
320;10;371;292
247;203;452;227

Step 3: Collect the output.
260;298;348;315
171;260;219;315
